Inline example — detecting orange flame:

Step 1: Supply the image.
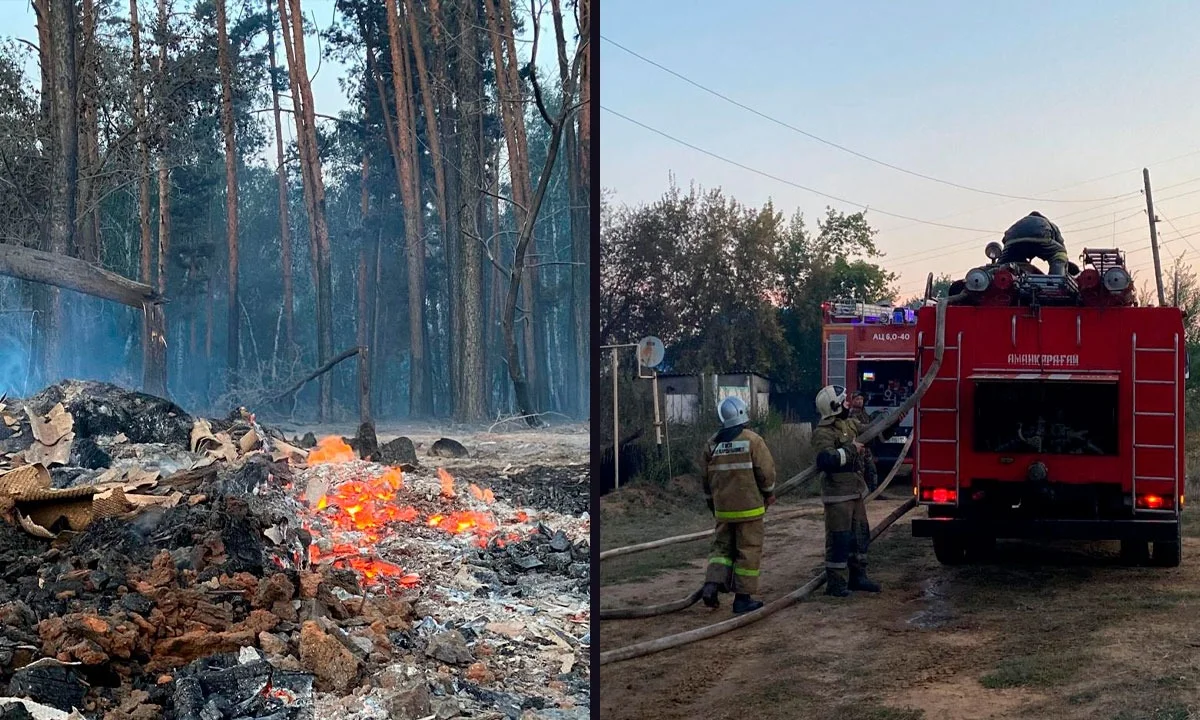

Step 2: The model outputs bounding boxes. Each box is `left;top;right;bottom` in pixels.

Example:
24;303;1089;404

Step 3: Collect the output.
438;468;456;498
301;465;424;588
308;436;357;465
468;483;496;504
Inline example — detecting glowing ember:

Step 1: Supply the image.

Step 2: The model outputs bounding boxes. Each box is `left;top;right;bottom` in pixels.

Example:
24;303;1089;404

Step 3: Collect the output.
515;510;529;523
301;466;423;590
468;483;495;503
438;468;457;498
317;476;421;535
308;436;357;465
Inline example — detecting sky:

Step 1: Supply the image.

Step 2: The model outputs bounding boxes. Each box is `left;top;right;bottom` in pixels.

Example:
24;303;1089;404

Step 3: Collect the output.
599;0;1200;299
0;0;573;165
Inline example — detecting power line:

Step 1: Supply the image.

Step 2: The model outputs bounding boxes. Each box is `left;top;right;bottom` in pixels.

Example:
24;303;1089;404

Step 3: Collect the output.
883;182;1200;269
877;150;1200;235
602;34;1149;205
602;105;1003;233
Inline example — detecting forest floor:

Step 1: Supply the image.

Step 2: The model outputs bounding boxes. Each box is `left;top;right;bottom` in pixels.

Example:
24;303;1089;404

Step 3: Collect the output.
599;458;1200;720
0;381;591;719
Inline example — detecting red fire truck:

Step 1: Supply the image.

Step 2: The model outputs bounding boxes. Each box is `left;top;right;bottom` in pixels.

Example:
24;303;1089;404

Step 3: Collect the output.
910;245;1186;566
821;299;919;474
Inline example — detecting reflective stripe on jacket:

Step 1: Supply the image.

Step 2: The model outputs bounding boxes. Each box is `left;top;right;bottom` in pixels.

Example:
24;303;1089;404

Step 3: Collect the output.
702;427;776;522
811;416;869;503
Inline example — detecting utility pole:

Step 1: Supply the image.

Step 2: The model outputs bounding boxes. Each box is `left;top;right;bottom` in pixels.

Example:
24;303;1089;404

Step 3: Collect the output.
1144;168;1166;306
601;342;639;491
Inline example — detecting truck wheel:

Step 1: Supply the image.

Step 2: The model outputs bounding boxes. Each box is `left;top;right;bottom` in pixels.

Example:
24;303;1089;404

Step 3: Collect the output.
933;535;967;565
1120;539;1150;566
967;535;996;561
1151;523;1182;568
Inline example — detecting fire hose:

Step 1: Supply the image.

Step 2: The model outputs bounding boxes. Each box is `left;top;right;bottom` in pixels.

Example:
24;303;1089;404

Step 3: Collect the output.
599;293;958;564
596;295;959;663
598;498;918;665
598;432;913;621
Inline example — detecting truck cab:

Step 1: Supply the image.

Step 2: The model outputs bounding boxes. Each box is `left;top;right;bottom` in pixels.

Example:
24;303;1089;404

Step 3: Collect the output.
910;247;1185;567
821;300;918;476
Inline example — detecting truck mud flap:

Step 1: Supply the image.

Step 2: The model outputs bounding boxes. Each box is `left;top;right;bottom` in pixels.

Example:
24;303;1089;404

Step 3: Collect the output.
911;516;1180;542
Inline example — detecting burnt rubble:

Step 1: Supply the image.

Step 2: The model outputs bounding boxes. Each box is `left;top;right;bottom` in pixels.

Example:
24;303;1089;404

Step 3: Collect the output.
0;381;590;719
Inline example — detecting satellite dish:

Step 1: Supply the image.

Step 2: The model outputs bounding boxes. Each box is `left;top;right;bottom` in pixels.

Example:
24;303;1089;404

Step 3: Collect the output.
636;336;665;368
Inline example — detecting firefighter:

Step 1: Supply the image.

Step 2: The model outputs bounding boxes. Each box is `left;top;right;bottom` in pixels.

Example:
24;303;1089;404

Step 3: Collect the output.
850;391;879;492
998;211;1070;275
700;396;777;614
812;385;882;597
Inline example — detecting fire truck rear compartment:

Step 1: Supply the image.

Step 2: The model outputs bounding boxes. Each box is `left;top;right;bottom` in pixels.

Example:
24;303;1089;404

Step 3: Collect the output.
972;379;1118;456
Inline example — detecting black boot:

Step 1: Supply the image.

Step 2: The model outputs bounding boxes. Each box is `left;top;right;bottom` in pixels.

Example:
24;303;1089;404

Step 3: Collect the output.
701;582;720;608
1049;259;1067;276
849;567;882;593
825;568;850;597
732;594;763;614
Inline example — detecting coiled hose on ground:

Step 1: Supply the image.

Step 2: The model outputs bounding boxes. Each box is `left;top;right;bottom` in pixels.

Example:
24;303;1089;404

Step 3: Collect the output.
596;295;958;663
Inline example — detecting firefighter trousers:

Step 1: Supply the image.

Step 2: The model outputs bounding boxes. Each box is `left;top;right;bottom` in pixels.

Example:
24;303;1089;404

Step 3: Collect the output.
863;447;879;491
999;238;1069;265
824;498;871;581
705;519;764;595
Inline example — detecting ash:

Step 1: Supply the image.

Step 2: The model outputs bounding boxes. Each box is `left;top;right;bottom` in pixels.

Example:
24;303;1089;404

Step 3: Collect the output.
0;382;590;720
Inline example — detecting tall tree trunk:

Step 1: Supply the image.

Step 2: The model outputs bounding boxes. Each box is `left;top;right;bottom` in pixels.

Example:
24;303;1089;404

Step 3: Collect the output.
452;0;485;421
146;0;170;396
265;0;294;360
411;0;458;416
484;0;543;419
578;0;590;185
385;0;429;417
216;0;240;386
500;0;543;412
489;150;504;411
577;0;591;417
551;0;587;418
129;0;155;389
279;0;334;421
30;0;54;388
40;0;79;386
77;0;100;264
359;153;371;420
372;226;383;413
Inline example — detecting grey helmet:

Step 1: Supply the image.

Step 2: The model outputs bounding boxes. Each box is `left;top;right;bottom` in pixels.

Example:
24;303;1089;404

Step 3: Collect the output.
717;396;749;429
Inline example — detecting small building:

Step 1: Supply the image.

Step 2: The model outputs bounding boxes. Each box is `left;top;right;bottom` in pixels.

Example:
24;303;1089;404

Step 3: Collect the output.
652;371;772;424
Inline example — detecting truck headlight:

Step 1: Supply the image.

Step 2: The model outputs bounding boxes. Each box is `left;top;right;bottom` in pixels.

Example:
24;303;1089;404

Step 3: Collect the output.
965;268;991;292
1103;266;1131;292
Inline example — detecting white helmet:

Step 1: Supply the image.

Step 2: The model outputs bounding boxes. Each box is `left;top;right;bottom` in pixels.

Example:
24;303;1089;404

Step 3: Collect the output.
717;396;749;429
815;384;848;421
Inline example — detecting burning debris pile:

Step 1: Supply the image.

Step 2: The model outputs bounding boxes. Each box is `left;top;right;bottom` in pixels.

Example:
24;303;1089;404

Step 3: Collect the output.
0;381;590;720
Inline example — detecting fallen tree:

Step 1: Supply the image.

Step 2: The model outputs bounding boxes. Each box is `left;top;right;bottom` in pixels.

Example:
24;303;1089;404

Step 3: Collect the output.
0;242;167;395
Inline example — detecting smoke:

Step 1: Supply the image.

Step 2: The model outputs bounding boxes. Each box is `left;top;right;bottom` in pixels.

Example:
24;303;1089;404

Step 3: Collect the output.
0;309;35;397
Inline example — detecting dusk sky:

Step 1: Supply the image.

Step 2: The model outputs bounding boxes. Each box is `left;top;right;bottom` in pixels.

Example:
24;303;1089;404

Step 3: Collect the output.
599;1;1200;299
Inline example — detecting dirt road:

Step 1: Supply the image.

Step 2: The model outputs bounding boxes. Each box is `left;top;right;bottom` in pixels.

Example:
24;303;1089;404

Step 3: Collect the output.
601;490;1200;720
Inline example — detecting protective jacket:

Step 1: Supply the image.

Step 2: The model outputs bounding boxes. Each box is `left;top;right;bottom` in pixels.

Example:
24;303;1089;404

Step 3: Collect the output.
812;416;869;503
999;212;1069;265
702;425;776;522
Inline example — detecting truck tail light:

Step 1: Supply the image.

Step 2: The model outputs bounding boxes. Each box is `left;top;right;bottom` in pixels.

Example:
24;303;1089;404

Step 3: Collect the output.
921;488;958;504
1136;493;1174;510
1076;268;1101;290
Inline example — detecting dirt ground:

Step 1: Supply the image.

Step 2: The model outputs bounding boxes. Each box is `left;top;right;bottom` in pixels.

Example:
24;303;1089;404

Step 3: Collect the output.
280;421;590;468
600;477;1200;720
